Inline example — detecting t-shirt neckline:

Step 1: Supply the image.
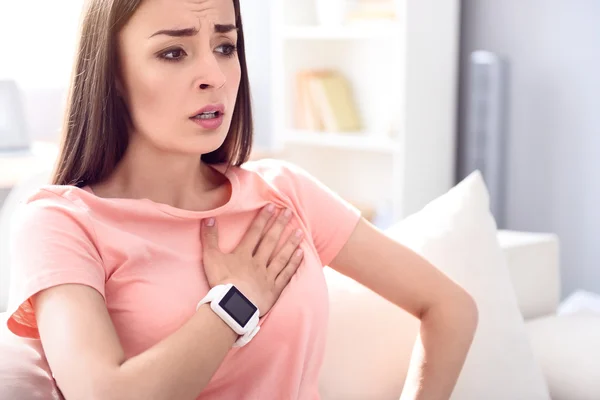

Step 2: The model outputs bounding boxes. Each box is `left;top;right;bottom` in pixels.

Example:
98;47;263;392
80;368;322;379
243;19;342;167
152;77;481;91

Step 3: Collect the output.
82;163;240;219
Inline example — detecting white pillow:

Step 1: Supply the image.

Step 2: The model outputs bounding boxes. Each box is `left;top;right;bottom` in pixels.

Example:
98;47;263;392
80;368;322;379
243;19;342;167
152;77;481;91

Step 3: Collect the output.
0;312;63;399
319;171;550;400
526;314;600;400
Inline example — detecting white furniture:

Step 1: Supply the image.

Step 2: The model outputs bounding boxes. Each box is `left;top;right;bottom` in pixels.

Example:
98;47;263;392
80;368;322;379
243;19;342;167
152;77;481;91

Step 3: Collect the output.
0;167;54;312
321;172;551;399
497;230;561;320
0;141;57;312
268;0;461;226
499;231;600;400
0;142;57;189
317;174;600;400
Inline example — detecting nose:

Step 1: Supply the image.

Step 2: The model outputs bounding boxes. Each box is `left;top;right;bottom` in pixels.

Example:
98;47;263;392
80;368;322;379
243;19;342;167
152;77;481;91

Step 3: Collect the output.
196;52;227;91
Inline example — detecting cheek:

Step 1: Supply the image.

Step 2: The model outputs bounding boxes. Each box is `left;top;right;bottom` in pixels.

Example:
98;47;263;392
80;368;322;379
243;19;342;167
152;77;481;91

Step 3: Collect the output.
125;65;174;119
226;61;242;105
122;62;186;146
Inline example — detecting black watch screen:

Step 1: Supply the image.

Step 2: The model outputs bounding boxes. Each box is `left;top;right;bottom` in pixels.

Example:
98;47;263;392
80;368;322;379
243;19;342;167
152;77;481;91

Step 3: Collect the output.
219;286;257;327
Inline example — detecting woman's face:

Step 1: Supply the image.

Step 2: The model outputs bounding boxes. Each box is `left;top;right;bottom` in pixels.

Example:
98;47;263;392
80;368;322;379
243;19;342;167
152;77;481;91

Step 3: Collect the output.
117;0;241;155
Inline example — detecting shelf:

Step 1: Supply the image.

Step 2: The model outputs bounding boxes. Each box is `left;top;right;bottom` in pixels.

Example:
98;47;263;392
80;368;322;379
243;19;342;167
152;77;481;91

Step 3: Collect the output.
284;130;399;153
283;24;401;40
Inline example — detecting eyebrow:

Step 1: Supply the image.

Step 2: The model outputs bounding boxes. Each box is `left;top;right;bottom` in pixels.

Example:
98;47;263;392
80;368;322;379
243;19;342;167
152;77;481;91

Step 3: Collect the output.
149;24;237;38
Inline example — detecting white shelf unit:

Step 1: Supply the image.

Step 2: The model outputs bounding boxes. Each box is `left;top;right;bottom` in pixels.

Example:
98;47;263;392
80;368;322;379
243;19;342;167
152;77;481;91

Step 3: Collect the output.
283;24;402;40
268;0;461;228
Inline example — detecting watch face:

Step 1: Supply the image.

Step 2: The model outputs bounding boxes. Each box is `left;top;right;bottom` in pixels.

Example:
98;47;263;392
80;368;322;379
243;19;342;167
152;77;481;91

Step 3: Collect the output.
219;286;257;327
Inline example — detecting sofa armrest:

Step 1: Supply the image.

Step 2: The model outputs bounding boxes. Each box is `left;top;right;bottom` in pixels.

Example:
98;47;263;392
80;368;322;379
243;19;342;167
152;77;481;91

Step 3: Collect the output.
496;230;561;320
526;314;600;400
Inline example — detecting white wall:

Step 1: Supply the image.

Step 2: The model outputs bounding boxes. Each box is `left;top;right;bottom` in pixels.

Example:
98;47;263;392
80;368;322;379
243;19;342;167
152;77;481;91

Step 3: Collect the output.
458;0;600;297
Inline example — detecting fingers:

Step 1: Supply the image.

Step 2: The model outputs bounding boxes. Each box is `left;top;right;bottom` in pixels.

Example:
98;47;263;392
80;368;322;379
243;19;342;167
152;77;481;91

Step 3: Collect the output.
236;204;276;254
201;217;219;252
274;247;304;293
267;228;304;279
254;208;294;263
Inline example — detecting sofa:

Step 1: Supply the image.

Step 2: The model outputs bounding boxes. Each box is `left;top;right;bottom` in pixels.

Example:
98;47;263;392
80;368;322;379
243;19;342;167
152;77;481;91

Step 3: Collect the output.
316;171;600;400
317;229;600;400
1;170;599;399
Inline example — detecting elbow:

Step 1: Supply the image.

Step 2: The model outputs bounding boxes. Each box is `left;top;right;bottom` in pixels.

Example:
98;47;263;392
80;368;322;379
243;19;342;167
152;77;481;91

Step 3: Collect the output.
85;373;145;400
87;382;128;400
87;371;207;400
421;288;479;340
456;289;479;335
52;371;133;400
89;387;145;400
430;287;479;332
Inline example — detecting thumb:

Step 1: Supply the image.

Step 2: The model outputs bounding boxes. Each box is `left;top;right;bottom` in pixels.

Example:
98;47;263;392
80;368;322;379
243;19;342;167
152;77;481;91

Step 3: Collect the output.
201;218;220;252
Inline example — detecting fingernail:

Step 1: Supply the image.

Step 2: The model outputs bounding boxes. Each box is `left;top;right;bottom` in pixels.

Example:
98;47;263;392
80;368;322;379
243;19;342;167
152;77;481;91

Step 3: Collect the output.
267;204;275;213
295;229;304;238
296;249;303;257
205;218;215;227
284;209;292;218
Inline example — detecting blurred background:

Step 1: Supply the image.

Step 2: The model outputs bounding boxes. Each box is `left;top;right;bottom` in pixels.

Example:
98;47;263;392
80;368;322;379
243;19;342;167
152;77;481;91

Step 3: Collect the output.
0;0;598;300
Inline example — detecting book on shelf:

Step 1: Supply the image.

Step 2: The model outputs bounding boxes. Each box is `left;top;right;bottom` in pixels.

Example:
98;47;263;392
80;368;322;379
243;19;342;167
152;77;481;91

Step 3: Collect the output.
294;69;363;133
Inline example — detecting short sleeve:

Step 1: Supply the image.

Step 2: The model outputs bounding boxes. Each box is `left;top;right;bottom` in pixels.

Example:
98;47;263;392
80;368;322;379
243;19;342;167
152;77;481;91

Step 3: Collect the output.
6;189;106;339
254;160;362;266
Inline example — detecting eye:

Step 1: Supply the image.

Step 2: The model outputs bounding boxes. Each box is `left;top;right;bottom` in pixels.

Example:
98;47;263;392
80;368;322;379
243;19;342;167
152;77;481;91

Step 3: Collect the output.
216;43;237;58
159;48;187;62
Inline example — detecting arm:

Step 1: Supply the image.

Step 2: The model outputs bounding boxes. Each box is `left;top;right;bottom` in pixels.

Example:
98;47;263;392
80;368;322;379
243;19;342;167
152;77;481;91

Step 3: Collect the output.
35;284;238;400
32;206;303;400
329;218;479;400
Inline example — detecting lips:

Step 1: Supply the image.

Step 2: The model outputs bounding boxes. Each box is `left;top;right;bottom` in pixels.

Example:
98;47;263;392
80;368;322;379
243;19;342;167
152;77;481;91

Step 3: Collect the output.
189;103;225;130
190;103;225;119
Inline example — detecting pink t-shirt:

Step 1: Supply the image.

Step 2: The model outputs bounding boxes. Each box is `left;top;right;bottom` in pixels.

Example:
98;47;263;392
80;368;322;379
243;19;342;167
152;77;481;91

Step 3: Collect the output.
6;159;361;400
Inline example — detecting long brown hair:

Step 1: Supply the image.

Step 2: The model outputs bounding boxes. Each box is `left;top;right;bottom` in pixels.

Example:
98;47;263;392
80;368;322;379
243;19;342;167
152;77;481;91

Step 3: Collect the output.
52;0;253;186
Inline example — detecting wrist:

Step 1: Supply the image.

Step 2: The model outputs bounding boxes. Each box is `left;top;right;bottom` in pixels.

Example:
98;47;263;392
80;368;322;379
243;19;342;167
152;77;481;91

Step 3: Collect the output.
197;284;261;347
196;303;239;341
196;303;239;342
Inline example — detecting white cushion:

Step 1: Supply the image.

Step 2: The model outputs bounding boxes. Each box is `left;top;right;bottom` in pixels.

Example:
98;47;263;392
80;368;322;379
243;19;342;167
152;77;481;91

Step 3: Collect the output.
319;171;550;400
526;314;600;400
0;312;63;399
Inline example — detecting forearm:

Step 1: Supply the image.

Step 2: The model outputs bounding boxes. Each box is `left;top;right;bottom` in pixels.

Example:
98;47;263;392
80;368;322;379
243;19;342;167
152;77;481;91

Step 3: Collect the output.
106;305;237;400
400;296;478;400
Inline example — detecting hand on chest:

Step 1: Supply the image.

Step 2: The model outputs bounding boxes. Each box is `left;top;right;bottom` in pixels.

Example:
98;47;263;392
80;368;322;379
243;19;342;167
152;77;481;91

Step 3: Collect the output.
101;208;324;355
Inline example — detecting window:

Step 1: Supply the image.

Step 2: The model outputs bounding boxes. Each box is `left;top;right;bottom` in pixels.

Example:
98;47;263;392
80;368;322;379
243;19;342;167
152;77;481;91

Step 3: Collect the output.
0;1;84;87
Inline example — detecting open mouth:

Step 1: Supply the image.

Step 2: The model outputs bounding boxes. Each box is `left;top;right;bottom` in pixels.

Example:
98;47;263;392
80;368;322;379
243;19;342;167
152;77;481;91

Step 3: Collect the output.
191;111;222;120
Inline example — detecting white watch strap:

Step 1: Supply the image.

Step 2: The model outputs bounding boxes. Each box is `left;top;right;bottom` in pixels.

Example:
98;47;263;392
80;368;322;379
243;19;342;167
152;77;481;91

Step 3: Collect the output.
233;325;260;347
196;285;227;310
196;285;260;348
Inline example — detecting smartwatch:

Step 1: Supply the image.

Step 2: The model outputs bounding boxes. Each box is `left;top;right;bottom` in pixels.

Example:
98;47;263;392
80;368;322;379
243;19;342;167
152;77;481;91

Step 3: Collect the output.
196;284;260;347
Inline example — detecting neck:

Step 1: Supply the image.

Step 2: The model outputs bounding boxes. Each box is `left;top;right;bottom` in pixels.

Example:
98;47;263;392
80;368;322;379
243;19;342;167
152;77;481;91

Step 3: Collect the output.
101;133;226;210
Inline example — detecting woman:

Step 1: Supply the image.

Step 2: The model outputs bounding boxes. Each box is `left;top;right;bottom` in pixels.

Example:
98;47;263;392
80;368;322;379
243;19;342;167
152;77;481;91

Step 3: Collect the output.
6;0;478;399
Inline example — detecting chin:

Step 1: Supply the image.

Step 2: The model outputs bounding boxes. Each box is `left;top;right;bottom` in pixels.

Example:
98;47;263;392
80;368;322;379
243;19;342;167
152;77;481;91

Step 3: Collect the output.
141;121;231;156
183;128;229;155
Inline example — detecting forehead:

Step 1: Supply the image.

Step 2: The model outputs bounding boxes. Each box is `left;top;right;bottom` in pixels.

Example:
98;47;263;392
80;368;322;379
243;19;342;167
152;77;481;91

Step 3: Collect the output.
131;0;236;29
